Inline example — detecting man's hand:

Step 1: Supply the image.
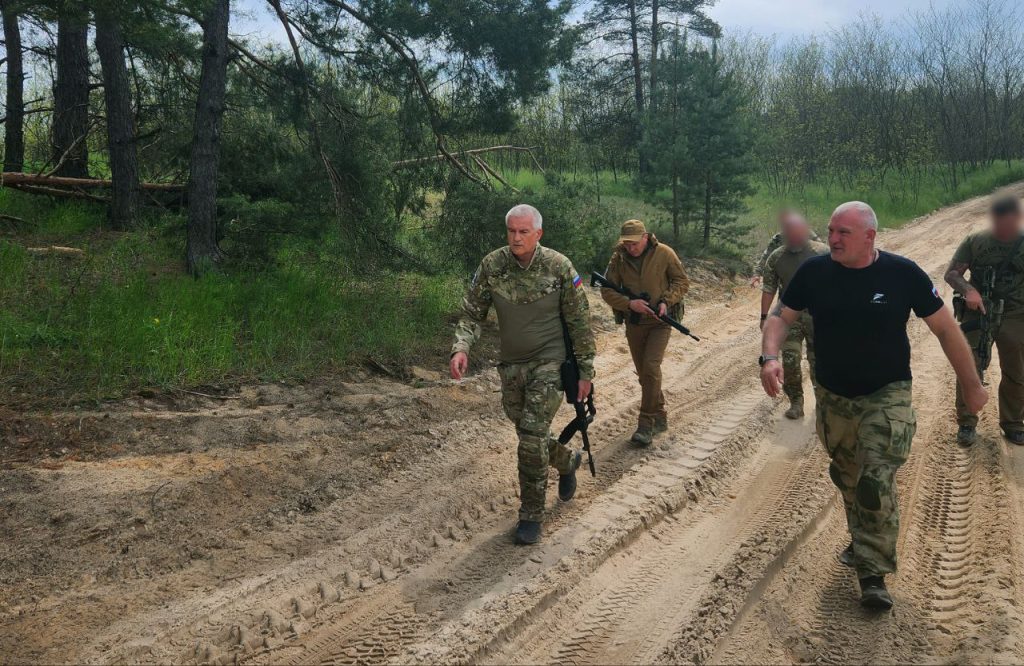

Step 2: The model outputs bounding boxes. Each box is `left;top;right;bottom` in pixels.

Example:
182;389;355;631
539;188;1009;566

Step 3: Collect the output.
657;302;667;317
450;352;469;380
760;360;784;397
750;275;763;288
577;379;592;402
965;288;987;314
629;299;656;316
963;382;989;414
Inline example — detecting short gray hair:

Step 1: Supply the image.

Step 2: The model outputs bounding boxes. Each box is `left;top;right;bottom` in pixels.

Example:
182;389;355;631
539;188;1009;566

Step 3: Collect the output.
505;204;543;230
831;201;878;230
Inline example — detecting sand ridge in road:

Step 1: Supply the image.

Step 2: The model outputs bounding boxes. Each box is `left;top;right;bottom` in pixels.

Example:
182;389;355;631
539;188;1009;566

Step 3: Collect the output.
2;186;1024;665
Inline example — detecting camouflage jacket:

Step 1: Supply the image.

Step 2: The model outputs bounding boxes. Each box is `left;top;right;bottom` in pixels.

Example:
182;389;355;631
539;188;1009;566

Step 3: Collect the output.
952;230;1024;317
755;229;822;276
452;245;597;380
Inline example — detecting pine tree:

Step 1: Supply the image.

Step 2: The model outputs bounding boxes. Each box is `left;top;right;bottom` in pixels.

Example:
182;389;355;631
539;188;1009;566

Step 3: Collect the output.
643;34;753;248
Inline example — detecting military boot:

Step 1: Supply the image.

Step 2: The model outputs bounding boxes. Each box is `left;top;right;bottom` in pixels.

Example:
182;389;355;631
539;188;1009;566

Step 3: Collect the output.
515;520;542;545
859;575;893;610
653;414;669;435
784;397;804;420
957;425;977;447
838;541;855;568
558;451;583;502
1006;430;1024;446
631;418;654;447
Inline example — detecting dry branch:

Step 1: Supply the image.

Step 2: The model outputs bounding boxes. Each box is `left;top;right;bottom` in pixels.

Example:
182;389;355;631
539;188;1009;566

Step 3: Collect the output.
392;145;544;173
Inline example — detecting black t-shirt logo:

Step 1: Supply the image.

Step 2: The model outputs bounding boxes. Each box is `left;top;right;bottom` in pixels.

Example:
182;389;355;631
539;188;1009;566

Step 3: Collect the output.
870;292;888;305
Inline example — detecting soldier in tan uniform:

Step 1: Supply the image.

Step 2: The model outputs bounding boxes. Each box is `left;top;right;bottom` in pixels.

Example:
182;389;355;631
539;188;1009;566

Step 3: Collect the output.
761;211;829;418
450;204;596;545
946;194;1024;446
599;220;689;445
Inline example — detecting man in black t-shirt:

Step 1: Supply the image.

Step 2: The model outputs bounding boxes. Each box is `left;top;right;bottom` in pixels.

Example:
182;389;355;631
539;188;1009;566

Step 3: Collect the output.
759;201;987;612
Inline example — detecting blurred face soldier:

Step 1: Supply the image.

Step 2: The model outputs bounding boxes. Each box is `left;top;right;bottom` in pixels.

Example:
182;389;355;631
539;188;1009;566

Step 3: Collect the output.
946;194;1024;445
599;220;690;445
759;210;828;418
752;218;823;288
760;201;987;611
449;204;596;546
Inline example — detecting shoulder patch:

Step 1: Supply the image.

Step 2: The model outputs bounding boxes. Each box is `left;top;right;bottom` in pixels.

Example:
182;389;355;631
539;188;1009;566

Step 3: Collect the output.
572;272;583;288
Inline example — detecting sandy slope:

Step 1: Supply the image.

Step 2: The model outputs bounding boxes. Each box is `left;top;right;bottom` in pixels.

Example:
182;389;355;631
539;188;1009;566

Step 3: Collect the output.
1;186;1023;665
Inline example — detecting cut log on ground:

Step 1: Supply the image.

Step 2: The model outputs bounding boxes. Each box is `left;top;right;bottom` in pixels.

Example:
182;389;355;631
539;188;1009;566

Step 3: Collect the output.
1;172;184;191
26;245;85;258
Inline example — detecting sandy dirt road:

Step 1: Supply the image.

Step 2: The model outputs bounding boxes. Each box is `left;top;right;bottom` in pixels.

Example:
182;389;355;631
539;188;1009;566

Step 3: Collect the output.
2;187;1024;665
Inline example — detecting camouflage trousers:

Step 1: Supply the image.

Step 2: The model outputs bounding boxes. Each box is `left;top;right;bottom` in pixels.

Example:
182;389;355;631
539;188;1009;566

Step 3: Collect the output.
815;380;915;576
782;313;816;401
956;314;1024;434
498;359;576;522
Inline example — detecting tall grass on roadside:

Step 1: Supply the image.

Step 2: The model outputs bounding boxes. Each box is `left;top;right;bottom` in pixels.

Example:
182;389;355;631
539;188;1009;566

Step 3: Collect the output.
0;222;461;404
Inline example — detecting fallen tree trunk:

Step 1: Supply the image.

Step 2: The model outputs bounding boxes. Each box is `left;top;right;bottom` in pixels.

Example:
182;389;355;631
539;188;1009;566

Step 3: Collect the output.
9;183;110;203
1;172;184;191
26;245;85;258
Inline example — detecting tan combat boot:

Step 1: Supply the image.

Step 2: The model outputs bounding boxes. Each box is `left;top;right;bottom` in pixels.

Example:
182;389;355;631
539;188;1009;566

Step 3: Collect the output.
631;417;654;446
784;397;804;420
653;414;668;435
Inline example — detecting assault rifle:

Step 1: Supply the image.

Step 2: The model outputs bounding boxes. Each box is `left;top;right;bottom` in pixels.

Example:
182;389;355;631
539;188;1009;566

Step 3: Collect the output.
590;271;700;341
559;322;597;477
957;266;1005;382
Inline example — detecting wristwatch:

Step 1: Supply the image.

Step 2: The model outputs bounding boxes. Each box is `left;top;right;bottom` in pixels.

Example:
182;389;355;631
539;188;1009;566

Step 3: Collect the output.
758;354;779;367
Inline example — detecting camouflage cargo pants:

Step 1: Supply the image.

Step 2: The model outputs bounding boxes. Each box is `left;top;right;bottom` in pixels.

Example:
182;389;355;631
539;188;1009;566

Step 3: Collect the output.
956;314;1024;434
815;381;915;576
782;313;816;401
498;360;575;522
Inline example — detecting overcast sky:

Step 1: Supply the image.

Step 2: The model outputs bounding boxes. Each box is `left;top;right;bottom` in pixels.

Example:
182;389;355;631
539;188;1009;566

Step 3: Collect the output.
232;0;962;45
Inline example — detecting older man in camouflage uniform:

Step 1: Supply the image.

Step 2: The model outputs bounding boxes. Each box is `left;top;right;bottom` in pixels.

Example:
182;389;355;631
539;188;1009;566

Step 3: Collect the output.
761;211;829;419
761;201;986;610
450;204;596;545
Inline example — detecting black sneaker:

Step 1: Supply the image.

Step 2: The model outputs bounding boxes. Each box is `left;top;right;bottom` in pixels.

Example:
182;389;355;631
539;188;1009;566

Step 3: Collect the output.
859;575;893;611
1006;430;1024;446
838;542;855;568
558;451;583;502
957;425;977;447
515;520;542;545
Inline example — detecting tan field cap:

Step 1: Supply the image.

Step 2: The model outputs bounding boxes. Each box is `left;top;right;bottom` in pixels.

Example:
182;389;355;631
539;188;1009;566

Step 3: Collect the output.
618;219;647;243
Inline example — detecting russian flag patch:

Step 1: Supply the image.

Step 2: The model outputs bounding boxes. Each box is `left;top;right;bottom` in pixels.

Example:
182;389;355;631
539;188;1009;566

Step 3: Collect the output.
572;273;583;288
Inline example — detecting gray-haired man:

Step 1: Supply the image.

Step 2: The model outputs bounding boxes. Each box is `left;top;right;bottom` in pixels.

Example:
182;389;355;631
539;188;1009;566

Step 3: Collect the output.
450;204;597;545
760;201;986;610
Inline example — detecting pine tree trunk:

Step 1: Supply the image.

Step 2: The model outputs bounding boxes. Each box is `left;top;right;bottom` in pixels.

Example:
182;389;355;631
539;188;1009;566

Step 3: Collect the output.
702;175;712;248
53;15;90;178
627;0;648;174
186;0;230;276
648;0;660;108
1;0;24;172
95;11;140;230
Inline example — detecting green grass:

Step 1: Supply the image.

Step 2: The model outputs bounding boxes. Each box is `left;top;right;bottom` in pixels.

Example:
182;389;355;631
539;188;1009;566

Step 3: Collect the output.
2;157;1022;404
506;160;1024;255
741;160;1024;247
0;190;461;405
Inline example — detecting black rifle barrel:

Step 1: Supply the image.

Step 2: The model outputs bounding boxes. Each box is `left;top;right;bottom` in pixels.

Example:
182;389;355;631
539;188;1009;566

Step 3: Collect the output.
590;271;700;341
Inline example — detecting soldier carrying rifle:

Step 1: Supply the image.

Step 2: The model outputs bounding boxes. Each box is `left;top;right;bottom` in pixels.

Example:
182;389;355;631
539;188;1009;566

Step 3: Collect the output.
449;204;596;545
946;194;1024;446
598;220;689;446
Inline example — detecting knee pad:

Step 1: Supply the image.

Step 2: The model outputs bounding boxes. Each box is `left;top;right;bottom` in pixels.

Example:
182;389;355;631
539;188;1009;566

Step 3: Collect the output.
828;462;844;488
856;475;883;511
